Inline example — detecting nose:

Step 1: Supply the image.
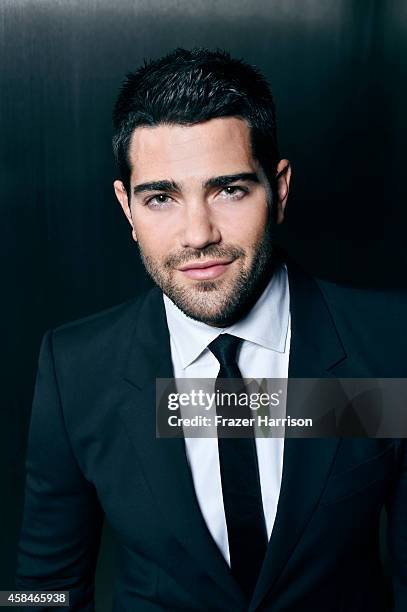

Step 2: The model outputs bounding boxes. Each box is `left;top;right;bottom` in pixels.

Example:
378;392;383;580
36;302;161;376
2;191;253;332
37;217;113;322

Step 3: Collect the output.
180;201;221;249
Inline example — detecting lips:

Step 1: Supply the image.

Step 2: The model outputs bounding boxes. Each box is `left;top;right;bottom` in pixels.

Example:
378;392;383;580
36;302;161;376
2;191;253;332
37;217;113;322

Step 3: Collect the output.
177;259;234;280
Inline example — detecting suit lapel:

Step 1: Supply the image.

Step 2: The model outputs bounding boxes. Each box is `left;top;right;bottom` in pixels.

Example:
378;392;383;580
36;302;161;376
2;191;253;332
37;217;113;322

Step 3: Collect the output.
119;287;245;609
250;258;348;610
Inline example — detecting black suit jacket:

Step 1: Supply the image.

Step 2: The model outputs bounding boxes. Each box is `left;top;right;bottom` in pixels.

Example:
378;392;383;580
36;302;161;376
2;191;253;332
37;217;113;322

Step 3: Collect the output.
16;258;407;611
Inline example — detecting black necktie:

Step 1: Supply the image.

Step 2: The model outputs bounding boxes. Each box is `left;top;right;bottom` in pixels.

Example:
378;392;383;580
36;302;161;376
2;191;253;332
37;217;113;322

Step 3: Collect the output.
208;334;268;601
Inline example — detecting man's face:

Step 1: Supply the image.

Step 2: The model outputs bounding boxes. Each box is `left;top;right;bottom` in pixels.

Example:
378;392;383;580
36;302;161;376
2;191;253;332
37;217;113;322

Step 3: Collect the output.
114;117;290;326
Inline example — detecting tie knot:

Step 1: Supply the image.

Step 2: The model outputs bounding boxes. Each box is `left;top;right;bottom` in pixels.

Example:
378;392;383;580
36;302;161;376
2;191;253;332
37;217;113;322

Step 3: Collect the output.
208;333;242;367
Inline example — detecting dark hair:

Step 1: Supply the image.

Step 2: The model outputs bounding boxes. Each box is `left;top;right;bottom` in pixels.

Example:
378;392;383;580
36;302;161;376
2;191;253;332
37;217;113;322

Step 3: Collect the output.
112;47;280;194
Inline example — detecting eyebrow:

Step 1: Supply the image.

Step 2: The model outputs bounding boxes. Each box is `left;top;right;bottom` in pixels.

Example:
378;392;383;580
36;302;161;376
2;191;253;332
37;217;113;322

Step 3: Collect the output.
132;172;260;196
204;172;260;189
133;179;179;195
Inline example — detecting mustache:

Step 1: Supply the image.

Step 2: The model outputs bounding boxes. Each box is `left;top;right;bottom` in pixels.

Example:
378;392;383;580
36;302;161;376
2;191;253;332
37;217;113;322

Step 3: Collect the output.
164;245;245;269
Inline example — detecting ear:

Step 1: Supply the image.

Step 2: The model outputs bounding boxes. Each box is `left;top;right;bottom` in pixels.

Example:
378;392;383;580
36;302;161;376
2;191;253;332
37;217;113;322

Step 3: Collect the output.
113;180;137;242
274;159;291;224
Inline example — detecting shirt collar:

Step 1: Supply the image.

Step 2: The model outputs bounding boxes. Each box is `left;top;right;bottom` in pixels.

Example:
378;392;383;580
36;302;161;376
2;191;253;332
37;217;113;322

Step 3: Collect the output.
163;263;290;369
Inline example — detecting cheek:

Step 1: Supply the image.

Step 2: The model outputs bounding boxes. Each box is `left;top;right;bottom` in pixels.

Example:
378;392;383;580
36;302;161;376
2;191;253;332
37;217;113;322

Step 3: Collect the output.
220;205;269;245
134;216;174;258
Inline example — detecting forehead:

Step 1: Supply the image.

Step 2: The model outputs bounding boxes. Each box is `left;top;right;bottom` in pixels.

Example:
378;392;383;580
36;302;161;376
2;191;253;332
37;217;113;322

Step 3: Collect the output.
128;117;257;184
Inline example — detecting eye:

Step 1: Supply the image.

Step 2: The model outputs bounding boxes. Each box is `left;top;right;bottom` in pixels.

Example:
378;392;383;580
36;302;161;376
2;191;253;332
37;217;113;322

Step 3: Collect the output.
145;194;173;209
219;186;247;200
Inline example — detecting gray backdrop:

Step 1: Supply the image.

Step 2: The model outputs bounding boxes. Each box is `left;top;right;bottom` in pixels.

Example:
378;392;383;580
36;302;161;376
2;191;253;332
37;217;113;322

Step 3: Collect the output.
1;1;406;608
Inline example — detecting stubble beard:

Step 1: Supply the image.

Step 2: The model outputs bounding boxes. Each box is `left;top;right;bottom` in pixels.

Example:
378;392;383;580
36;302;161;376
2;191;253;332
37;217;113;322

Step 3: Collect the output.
137;225;276;327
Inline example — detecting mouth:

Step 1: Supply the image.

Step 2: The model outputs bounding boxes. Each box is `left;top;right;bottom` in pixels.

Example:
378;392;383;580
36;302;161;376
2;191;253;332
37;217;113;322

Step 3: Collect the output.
177;258;235;280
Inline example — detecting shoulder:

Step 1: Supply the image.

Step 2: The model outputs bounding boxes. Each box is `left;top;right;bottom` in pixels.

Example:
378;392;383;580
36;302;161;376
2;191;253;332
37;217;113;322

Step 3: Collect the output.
52;295;140;346
46;288;158;377
315;276;407;326
284;251;406;336
315;277;407;374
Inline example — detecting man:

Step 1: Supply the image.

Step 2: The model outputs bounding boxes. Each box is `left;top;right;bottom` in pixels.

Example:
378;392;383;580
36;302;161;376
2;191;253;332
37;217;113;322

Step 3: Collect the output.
16;48;407;611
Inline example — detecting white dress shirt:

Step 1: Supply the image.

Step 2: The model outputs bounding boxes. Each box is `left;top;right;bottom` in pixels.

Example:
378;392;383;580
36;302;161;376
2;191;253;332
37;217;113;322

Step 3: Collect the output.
163;263;291;565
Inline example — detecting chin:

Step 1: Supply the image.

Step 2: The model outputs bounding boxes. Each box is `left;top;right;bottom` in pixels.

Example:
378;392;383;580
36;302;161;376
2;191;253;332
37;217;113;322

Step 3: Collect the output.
171;291;250;327
181;308;236;327
151;249;274;326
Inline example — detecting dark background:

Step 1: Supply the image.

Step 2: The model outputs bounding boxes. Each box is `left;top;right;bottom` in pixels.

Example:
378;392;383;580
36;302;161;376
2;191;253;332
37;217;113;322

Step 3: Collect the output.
1;0;406;608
